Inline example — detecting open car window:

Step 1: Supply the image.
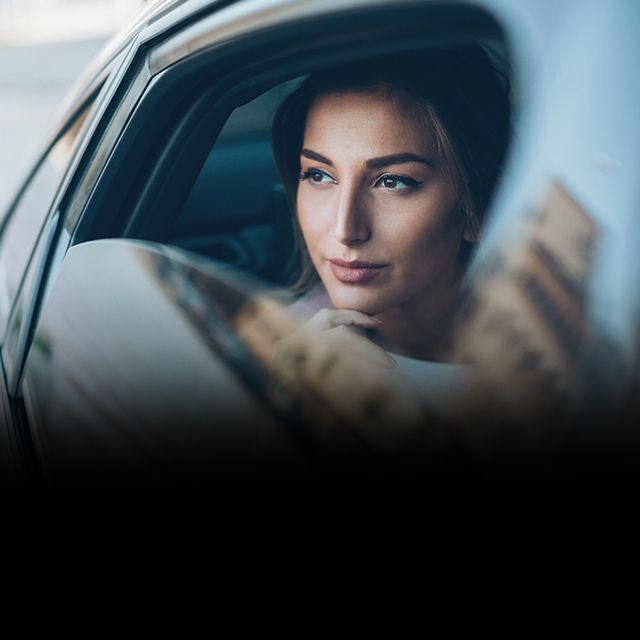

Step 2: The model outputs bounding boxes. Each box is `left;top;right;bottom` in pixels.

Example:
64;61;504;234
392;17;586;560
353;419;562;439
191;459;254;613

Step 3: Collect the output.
17;3;523;485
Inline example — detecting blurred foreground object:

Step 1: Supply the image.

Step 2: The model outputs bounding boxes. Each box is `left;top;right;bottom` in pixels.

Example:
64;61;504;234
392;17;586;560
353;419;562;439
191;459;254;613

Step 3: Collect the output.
446;183;639;479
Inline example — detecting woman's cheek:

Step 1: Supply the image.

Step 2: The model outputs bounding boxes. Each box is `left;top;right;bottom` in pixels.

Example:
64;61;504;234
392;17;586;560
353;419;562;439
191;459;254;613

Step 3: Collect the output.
298;196;330;245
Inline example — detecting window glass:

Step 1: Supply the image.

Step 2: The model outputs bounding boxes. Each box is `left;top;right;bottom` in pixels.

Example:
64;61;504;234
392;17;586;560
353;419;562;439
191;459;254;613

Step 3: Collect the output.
0;105;91;335
167;81;301;284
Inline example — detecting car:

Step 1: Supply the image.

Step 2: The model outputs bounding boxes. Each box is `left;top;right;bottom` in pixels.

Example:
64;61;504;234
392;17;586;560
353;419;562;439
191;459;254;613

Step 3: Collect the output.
1;0;638;486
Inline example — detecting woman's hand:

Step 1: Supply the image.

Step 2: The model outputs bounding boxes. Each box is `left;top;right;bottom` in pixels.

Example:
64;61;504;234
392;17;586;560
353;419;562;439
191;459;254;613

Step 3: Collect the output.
268;308;427;455
270;308;396;389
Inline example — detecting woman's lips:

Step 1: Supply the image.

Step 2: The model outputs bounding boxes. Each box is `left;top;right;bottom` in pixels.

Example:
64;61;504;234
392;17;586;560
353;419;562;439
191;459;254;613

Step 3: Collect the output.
328;259;387;283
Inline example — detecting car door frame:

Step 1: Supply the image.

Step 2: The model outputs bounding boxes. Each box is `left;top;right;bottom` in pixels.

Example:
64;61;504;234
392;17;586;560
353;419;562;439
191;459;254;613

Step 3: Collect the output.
3;0;528;485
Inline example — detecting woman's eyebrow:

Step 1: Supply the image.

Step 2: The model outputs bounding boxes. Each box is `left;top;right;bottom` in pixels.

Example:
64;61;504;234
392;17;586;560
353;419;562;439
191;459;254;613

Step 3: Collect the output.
366;153;434;169
300;149;434;169
301;148;333;166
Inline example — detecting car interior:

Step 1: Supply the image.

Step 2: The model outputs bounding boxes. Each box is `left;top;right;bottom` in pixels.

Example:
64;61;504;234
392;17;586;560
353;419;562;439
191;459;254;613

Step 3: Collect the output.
168;80;301;284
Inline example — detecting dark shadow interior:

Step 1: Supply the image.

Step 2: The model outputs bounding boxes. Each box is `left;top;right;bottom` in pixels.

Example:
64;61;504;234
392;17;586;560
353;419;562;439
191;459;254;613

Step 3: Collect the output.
168;81;301;284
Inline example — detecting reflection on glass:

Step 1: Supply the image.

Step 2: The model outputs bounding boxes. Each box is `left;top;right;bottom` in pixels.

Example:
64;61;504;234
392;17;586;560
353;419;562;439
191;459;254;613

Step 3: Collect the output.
0;105;91;336
21;234;640;486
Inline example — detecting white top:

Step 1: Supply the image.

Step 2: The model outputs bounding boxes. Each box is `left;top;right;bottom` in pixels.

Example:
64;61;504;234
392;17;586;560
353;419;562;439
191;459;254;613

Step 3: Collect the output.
388;352;470;412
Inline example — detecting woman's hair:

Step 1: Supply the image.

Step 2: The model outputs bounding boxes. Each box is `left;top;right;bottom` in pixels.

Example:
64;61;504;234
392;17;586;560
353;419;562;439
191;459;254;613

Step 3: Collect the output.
271;44;511;291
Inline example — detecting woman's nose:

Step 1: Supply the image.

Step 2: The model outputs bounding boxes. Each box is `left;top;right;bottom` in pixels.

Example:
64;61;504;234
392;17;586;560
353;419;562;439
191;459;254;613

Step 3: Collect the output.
332;182;371;245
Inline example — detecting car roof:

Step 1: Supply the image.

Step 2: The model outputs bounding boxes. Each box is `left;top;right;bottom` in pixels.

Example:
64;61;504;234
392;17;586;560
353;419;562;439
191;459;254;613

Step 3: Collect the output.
55;0;529;126
56;0;231;122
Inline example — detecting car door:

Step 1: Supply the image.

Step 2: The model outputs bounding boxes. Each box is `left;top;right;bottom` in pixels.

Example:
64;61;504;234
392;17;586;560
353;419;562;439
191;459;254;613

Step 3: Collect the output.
0;35;142;485
6;0;637;487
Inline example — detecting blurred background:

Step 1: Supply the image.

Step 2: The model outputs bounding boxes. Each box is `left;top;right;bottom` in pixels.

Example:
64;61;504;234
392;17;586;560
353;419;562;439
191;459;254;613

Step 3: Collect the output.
0;0;149;212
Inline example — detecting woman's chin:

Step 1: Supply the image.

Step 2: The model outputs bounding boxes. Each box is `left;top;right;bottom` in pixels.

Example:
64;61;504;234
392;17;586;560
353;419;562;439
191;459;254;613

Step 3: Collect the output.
327;286;389;316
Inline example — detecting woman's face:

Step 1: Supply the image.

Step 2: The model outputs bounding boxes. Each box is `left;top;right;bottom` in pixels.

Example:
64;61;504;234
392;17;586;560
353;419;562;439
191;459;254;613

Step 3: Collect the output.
296;89;473;318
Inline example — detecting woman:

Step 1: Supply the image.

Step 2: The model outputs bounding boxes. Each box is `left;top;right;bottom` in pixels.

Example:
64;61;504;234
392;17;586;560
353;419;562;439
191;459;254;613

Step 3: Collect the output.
269;45;511;410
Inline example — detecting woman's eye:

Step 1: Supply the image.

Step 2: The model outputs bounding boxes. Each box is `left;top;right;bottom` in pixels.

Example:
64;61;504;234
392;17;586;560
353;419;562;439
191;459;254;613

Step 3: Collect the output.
375;174;422;190
300;169;335;184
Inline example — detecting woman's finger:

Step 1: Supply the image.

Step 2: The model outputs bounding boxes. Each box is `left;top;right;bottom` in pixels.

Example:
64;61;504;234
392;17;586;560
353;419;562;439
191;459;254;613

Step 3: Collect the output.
272;325;396;374
303;308;382;333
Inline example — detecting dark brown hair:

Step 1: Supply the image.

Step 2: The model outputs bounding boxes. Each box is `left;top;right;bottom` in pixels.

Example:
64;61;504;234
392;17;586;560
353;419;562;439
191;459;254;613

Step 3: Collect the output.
271;45;511;291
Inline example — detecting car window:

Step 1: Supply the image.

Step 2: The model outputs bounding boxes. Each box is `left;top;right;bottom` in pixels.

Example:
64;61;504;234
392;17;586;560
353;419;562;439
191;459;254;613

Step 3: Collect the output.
166;80;301;284
16;1;523;485
0;103;92;338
